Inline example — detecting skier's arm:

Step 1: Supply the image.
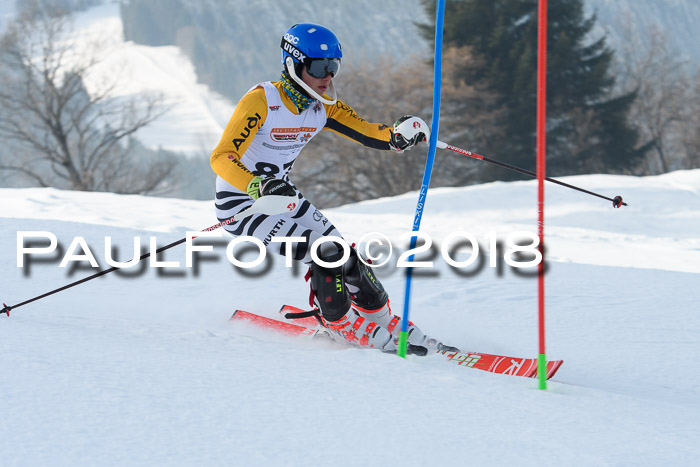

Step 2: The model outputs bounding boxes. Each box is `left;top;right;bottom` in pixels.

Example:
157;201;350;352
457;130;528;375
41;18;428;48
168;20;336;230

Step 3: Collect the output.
323;100;392;150
323;101;427;153
210;87;268;192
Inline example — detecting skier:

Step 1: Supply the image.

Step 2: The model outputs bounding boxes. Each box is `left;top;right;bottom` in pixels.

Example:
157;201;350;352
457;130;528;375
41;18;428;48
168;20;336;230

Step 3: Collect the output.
210;23;455;354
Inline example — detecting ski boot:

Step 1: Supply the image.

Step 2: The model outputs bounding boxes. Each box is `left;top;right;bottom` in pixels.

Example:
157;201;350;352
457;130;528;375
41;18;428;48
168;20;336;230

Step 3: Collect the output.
344;249;460;353
307;242;428;355
319;308;427;356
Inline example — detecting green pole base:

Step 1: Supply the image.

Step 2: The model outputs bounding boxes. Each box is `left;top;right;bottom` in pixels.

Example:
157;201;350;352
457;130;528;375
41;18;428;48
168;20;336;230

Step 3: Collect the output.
538;353;547;389
397;331;409;358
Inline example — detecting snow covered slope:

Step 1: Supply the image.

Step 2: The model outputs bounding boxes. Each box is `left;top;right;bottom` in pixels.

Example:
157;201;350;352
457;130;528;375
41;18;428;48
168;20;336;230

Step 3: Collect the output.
1;170;699;466
70;4;235;155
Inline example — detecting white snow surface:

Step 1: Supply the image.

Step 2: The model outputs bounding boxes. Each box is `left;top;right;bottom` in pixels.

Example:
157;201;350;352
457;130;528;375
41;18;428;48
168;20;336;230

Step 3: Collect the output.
1;170;700;466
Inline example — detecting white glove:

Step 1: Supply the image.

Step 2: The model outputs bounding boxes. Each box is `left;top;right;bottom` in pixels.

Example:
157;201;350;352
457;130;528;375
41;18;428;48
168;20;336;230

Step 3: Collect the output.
389;115;430;153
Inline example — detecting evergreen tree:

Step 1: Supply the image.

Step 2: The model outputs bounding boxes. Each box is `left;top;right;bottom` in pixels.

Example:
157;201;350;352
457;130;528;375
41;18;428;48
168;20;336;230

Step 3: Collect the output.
421;0;648;178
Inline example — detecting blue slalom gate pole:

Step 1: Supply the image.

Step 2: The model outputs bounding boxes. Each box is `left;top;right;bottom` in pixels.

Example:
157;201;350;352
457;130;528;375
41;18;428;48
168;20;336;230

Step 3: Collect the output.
397;0;446;358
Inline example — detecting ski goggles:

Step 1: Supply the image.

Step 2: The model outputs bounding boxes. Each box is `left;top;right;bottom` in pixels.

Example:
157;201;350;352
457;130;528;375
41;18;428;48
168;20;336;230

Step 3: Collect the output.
305;58;340;79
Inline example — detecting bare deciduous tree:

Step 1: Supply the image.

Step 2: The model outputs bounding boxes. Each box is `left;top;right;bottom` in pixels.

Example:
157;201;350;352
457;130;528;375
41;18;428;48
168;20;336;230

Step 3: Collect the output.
614;18;692;174
680;73;700;168
0;2;174;194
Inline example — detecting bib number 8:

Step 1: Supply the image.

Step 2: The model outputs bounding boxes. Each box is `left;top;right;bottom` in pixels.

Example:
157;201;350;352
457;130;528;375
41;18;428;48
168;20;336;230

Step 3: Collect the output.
252;162;280;177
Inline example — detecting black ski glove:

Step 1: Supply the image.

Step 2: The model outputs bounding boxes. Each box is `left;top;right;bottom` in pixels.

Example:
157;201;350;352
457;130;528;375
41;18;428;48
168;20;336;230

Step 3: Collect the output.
247;176;297;200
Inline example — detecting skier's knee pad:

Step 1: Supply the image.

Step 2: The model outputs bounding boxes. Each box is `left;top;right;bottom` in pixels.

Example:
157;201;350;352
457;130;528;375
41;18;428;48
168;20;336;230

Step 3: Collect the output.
310;241;351;322
344;248;388;311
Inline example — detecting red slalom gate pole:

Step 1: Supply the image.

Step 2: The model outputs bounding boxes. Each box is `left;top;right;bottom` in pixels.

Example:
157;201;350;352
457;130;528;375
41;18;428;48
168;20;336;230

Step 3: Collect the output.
536;0;548;390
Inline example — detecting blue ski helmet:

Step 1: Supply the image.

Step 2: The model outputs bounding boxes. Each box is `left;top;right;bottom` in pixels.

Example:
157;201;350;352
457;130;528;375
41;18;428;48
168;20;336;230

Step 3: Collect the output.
281;23;342;74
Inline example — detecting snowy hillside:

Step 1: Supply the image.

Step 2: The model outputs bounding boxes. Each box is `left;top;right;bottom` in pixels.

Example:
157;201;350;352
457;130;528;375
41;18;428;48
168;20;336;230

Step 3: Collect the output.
119;0;431;100
1;170;699;465
71;3;235;155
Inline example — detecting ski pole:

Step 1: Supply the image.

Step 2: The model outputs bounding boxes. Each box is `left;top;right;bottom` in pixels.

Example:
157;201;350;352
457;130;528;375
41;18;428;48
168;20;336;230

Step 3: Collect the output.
435;140;628;208
1;195;298;317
